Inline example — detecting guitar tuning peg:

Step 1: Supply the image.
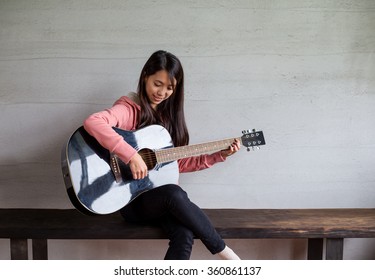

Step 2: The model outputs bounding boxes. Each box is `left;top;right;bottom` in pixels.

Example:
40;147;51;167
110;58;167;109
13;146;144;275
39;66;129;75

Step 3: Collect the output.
247;146;260;152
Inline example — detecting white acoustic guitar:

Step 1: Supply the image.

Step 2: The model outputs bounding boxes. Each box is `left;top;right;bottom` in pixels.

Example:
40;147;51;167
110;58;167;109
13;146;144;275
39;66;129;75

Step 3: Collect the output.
61;125;265;215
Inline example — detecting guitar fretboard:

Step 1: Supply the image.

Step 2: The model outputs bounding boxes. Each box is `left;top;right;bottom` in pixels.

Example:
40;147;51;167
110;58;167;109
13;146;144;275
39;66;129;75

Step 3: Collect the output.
155;137;241;163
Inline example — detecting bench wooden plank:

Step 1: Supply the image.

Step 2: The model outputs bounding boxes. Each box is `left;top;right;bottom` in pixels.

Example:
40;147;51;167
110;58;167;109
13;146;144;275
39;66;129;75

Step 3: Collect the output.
1;208;375;239
0;208;164;239
205;208;375;239
1;208;375;260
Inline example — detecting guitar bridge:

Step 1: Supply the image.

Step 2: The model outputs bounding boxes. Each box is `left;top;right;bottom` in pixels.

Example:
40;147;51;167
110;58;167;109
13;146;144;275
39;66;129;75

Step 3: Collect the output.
110;153;123;183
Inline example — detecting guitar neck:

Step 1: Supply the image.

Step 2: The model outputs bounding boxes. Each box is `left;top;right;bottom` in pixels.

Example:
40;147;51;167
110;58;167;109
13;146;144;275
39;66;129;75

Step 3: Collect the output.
155;137;242;164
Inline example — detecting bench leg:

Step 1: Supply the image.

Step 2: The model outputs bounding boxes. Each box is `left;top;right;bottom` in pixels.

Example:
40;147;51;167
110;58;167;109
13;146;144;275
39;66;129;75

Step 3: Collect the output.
10;238;28;260
32;239;48;260
307;238;324;260
326;238;344;260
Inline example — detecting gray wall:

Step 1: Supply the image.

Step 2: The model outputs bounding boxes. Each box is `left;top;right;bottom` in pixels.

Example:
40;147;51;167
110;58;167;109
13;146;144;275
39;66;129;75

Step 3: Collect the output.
1;0;374;259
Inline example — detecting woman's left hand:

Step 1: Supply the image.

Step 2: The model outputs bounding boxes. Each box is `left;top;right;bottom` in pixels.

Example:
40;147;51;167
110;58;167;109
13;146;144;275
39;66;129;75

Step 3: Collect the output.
221;139;241;159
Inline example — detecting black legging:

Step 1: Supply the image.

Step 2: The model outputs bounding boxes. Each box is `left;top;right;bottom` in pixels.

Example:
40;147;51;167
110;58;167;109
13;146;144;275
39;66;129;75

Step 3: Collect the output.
120;184;225;259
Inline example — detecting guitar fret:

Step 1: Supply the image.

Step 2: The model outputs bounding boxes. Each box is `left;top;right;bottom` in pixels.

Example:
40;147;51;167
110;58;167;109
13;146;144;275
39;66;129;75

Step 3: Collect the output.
156;138;241;164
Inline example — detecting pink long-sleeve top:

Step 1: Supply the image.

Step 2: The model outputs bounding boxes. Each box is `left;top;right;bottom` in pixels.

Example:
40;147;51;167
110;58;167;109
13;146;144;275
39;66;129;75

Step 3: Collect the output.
83;94;226;173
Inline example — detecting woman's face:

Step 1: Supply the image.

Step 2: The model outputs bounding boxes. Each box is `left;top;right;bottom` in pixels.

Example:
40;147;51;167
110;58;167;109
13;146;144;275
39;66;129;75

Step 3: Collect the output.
145;70;176;109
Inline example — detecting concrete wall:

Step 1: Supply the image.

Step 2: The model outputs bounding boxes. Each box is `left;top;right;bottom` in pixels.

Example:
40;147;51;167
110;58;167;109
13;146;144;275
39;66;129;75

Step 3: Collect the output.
1;0;374;259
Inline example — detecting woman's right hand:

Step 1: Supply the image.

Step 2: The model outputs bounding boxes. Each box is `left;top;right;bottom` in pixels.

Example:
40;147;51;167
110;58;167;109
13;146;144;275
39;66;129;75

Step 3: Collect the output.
129;153;148;180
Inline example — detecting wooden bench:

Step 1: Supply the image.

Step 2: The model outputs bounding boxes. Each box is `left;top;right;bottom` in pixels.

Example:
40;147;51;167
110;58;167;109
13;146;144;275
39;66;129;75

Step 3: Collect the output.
1;208;375;260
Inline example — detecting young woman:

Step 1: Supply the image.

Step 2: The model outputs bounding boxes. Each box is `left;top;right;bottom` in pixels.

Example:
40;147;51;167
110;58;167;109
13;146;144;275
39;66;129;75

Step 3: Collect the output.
84;50;241;260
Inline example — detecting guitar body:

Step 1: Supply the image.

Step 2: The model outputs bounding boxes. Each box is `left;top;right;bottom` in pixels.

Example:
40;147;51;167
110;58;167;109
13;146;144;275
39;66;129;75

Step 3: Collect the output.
61;125;179;215
61;124;265;216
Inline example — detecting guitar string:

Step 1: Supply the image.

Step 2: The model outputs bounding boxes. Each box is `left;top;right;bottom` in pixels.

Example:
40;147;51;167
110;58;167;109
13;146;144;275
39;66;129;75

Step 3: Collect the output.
142;151;154;167
155;139;236;163
147;137;245;164
124;138;234;169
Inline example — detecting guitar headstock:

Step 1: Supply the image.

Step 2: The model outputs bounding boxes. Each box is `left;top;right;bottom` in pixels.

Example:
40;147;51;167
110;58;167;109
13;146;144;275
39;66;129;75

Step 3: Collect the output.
241;129;266;151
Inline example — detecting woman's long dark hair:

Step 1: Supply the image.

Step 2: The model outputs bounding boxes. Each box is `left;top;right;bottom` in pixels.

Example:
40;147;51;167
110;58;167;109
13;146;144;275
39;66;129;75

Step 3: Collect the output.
137;50;189;146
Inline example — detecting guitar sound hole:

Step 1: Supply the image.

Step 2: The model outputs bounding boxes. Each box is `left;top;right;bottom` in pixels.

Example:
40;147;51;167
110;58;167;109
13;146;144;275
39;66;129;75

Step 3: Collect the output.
138;148;157;170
